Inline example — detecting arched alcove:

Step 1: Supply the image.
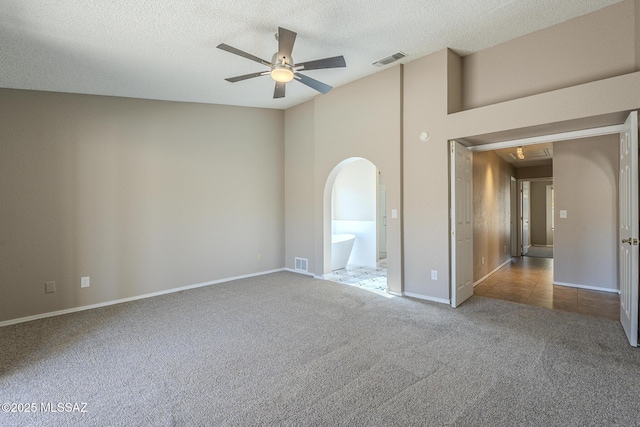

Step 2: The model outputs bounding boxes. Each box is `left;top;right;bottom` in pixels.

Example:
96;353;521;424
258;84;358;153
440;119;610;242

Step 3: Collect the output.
323;157;388;292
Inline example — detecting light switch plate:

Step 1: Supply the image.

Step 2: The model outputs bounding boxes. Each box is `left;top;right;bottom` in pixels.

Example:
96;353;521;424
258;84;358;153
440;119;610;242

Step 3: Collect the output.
559;210;567;219
81;276;90;288
45;281;56;294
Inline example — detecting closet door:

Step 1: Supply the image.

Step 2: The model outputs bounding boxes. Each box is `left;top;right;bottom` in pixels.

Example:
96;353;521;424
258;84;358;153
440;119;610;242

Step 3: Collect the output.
451;141;473;308
619;111;638;347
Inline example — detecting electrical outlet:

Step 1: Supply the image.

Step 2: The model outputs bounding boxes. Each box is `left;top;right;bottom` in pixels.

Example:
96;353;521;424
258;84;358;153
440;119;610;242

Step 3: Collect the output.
81;276;90;288
431;270;437;280
481;257;485;265
45;281;56;294
257;253;261;260
504;246;507;253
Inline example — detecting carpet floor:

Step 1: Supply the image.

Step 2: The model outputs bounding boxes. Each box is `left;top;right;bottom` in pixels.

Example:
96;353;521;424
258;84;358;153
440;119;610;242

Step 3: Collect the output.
1;271;639;426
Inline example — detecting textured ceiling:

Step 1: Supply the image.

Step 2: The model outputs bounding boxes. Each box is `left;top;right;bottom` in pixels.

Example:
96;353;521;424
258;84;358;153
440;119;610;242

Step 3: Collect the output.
0;0;624;109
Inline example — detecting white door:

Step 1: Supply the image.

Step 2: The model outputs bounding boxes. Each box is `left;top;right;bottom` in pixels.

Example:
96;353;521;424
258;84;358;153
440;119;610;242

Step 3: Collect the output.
546;184;554;245
619;111;638;347
510;177;518;256
521;181;530;255
451;141;473;308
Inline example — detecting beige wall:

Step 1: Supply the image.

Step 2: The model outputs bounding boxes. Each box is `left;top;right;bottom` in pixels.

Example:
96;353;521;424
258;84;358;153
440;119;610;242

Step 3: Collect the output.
473;151;515;282
553;136;618;291
636;0;640;70
0;89;284;322
284;100;315;272
402;2;640;303
284;67;402;290
462;0;637;110
314;66;403;291
402;50;453;300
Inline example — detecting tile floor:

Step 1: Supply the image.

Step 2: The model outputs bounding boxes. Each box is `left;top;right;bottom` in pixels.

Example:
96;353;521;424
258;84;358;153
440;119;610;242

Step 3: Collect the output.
325;264;389;297
474;256;620;321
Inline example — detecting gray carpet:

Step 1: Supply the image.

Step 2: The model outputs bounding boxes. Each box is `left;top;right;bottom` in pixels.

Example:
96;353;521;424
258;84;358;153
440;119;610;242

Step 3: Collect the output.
1;271;639;426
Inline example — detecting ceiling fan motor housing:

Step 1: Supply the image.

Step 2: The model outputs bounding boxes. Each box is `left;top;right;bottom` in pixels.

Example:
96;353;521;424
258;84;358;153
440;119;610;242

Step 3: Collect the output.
270;53;294;82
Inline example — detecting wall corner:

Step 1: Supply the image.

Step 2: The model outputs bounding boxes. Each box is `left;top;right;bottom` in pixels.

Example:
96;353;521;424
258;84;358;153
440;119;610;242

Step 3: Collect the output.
447;49;463;114
636;0;640;70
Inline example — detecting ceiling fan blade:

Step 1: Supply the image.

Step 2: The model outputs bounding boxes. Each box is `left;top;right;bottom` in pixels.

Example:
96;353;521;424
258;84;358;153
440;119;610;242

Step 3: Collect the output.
277;27;297;60
274;81;286;99
296;55;346;71
295;73;333;94
225;71;270;83
217;43;271;66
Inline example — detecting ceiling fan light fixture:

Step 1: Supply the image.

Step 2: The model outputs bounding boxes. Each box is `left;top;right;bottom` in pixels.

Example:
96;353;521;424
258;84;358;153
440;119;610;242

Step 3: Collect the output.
218;27;344;98
271;65;294;83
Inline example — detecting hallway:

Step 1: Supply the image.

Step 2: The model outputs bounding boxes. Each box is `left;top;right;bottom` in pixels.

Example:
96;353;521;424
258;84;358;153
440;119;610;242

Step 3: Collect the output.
474;257;620;321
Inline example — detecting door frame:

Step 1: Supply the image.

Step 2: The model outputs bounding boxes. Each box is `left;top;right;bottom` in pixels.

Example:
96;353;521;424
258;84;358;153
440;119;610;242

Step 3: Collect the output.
517;177;553;256
454;118;638;345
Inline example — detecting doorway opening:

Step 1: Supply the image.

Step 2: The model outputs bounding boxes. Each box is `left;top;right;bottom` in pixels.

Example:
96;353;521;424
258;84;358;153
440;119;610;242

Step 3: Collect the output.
520;178;554;259
323;158;388;296
473;143;619;319
451;121;630;323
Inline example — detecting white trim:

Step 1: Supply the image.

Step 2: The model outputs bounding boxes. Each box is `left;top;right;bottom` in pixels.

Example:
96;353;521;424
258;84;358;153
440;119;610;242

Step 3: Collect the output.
403;292;451;305
553;281;620;294
284;267;315;277
466;124;625;152
473;259;511;287
387;290;403;297
523;177;553;183
0;268;285;328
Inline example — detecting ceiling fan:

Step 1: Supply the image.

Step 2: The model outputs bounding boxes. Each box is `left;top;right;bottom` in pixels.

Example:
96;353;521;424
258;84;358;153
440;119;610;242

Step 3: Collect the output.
217;27;346;99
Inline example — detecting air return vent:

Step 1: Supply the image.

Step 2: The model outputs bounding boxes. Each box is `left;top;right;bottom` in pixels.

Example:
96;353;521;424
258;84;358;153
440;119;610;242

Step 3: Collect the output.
373;52;407;67
295;257;308;272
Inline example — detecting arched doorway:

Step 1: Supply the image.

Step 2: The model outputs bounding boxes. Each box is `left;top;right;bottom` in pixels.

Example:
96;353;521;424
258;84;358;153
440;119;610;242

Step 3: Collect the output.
323;157;388;295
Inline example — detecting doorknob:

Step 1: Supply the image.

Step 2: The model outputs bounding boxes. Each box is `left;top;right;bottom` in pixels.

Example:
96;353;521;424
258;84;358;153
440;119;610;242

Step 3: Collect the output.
622;238;639;245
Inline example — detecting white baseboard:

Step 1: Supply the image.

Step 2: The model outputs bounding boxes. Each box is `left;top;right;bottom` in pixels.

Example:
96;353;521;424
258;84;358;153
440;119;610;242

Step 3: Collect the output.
0;268;286;328
553;281;620;294
283;267;315;277
473;259;511;287
403;292;450;305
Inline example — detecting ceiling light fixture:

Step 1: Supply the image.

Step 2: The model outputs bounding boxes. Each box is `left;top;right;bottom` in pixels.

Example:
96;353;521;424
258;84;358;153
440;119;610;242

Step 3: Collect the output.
271;64;294;83
516;146;525;159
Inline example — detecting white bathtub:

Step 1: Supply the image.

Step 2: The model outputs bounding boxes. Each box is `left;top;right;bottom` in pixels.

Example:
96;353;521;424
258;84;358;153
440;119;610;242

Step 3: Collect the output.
332;233;356;271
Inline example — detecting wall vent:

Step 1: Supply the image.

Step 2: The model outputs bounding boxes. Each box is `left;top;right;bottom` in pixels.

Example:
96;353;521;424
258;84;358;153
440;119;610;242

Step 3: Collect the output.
295;257;308;272
373;52;407;67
